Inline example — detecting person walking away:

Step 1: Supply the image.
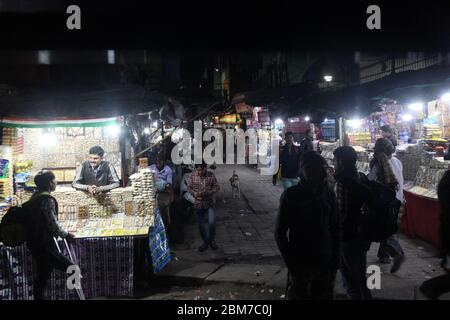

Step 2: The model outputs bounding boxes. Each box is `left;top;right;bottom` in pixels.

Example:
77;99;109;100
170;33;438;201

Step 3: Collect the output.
149;155;174;245
380;125;398;148
273;131;301;190
275;151;340;300
25;171;76;300
368;138;405;272
419;170;450;299
300;129;315;156
187;163;220;252
334;146;372;300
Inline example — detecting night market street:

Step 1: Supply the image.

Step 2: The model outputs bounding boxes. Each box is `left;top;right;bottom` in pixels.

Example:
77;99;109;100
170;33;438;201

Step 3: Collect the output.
3;3;450;302
99;165;449;300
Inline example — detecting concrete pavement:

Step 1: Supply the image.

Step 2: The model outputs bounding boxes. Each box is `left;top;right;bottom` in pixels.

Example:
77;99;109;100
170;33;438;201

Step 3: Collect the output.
151;164;448;300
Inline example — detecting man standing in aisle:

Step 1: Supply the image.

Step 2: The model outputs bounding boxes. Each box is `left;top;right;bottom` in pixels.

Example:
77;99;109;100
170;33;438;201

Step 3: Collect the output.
380;125;398;148
72;146;120;195
25;171;76;300
273;131;301;190
149;154;173;244
368;138;405;272
187;162;220;252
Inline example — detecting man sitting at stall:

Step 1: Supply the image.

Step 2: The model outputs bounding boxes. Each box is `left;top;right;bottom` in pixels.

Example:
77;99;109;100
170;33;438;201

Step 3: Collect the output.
72;146;120;195
149;154;173;244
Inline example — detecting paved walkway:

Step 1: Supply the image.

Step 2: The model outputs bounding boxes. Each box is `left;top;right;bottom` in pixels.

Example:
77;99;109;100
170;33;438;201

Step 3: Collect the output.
164;164;448;300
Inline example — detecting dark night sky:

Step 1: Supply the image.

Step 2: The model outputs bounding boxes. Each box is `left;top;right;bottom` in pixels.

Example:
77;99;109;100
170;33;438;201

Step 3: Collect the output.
0;1;449;51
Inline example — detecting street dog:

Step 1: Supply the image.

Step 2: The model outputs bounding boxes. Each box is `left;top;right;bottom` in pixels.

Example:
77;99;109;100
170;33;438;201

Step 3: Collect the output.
229;170;240;199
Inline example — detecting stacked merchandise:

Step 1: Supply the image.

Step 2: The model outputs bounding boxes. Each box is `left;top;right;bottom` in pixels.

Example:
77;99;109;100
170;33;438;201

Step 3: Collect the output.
355;148;371;175
0;146;13;219
395;144;423;182
423;125;442;140
404;155;450;199
15;181;155;238
21;127;122;180
348;132;372;146
320;141;339;167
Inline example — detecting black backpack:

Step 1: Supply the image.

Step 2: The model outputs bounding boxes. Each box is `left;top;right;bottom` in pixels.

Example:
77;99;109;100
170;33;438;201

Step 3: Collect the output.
0;206;28;247
358;173;401;243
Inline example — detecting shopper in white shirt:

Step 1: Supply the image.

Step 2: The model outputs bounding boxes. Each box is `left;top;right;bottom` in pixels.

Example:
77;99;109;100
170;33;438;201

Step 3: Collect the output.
368;138;405;273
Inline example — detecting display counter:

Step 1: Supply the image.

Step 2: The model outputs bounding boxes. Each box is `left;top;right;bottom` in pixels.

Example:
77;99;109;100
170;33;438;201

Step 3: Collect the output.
0;236;140;299
0;169;171;300
401;190;441;248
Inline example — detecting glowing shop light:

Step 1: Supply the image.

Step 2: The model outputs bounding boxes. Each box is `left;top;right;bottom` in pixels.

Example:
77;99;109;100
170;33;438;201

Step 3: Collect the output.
441;92;450;102
348;119;362;128
324;118;329;122
40;131;57;147
408;103;424;112
323;75;333;82
304;116;310;122
106;125;120;136
401;114;413;122
275;118;284;125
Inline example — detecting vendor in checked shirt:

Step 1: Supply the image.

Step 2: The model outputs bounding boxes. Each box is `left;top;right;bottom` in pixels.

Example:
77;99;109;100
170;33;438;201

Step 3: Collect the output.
187;162;220;252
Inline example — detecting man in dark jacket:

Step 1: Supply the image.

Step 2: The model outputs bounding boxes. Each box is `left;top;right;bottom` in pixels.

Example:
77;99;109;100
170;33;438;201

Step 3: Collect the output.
275;151;340;300
334;146;372;300
274;131;301;190
72;145;120;195
25;171;75;300
300;129;315;155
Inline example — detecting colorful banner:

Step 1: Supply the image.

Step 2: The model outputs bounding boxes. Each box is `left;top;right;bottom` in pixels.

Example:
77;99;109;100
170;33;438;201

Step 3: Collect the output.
0;117;119;128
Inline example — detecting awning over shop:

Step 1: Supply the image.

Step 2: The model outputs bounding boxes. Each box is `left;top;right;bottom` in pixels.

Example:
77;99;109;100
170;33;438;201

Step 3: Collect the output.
0;85;167;119
0;116;120;128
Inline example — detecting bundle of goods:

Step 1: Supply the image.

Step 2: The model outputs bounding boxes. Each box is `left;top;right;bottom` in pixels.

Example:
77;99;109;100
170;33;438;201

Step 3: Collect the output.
129;168;155;217
320;142;339;166
356;161;371;175
412;158;450;199
395;144;423;182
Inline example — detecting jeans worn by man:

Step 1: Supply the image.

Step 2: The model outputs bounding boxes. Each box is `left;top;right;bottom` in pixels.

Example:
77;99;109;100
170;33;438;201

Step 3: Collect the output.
187;165;220;252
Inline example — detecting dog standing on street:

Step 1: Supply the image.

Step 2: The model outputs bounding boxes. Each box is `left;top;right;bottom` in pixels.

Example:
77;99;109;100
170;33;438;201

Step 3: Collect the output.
230;170;240;199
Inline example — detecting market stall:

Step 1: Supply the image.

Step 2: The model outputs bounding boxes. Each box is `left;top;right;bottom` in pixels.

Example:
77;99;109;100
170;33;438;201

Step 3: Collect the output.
0;117;169;300
319;97;450;248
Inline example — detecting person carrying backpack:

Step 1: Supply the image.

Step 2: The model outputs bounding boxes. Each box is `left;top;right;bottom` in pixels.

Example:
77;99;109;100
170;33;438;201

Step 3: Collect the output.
368;138;405;273
275;151;340;300
25;171;75;300
333;146;372;300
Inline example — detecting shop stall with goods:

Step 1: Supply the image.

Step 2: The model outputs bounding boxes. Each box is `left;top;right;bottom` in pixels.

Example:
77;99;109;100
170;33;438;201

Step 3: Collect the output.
0;117;169;300
318;97;450;249
320;118;337;142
